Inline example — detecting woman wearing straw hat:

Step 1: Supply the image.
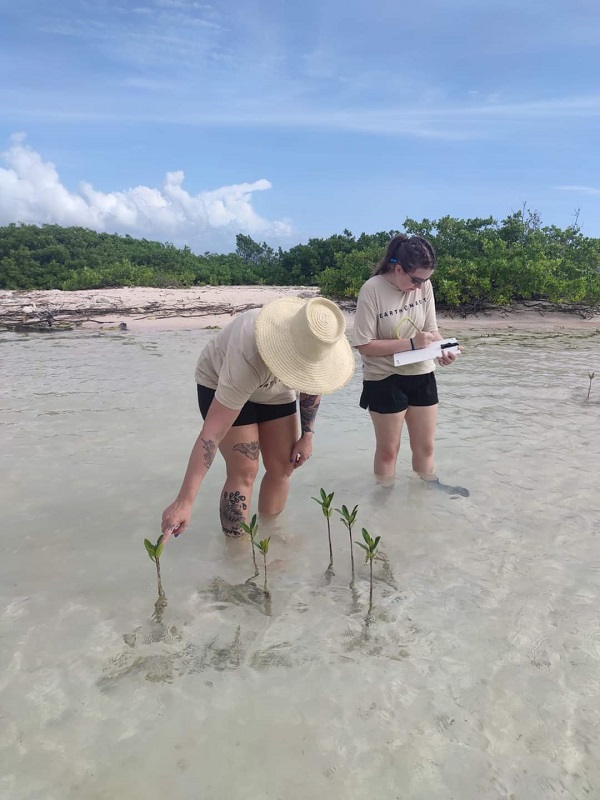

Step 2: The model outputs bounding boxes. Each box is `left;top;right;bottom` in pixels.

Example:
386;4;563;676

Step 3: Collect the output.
161;297;355;542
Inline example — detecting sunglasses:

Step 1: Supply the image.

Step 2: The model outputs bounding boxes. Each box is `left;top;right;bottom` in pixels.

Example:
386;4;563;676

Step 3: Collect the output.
389;259;429;286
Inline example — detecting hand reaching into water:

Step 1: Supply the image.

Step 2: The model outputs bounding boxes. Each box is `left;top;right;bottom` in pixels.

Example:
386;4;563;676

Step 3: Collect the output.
161;499;193;543
290;434;313;469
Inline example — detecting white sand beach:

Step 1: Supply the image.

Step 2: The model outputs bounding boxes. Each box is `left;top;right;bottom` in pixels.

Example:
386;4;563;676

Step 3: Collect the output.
1;285;599;334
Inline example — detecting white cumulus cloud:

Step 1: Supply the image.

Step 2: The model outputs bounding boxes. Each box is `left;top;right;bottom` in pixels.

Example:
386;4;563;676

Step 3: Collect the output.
0;134;292;251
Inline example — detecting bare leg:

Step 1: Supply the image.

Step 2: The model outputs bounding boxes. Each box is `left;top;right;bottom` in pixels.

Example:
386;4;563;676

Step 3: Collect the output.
369;410;406;486
406;404;470;496
218;423;260;537
405;404;438;478
257;413;298;516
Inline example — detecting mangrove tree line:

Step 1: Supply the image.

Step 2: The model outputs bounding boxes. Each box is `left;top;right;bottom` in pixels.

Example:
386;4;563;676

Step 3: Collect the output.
1;209;599;310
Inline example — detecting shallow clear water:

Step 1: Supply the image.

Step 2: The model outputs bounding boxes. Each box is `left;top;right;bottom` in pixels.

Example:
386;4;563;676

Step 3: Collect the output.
1;326;600;800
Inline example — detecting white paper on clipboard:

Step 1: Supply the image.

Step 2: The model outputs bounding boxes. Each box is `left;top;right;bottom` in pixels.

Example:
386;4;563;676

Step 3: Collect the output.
393;338;460;367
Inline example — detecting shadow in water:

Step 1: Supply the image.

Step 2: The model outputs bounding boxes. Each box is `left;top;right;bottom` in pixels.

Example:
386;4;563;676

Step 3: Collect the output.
323;565;335;584
201;576;272;617
97;575;278;691
426;477;470;498
374;550;399;590
97;607;246;691
152;588;168;625
343;609;411;662
97;567;412;690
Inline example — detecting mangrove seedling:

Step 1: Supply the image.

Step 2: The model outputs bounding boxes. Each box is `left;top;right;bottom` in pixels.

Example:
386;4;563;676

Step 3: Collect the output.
355;528;381;614
312;488;335;574
239;513;260;580
336;503;359;582
144;534;166;601
587;371;595;401
253;537;271;595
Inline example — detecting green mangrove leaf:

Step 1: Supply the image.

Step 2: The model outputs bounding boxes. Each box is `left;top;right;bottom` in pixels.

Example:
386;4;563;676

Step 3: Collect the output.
144;539;156;560
254;539;270;554
337;512;349;528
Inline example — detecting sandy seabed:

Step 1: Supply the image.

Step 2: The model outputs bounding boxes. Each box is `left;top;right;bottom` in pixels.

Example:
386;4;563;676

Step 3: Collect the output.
1;285;599;334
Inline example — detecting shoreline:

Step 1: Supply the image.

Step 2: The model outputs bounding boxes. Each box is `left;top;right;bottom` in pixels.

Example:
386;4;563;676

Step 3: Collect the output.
1;286;599;334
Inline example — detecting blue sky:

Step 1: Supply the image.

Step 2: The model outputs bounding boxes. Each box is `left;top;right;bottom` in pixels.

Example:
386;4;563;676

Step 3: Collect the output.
1;0;599;252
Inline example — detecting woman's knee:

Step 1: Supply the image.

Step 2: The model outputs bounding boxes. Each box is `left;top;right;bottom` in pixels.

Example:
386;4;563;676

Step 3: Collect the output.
411;440;435;460
226;460;259;485
376;442;400;463
264;459;294;481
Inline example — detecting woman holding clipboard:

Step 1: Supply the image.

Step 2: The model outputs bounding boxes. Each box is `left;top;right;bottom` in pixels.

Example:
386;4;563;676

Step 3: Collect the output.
353;234;467;495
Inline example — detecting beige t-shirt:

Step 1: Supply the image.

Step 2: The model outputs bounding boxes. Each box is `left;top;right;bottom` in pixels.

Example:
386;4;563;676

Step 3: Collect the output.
194;308;296;409
352;275;439;380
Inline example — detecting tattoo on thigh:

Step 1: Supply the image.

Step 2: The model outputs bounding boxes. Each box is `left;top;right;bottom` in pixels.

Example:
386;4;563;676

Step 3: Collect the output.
220;490;248;538
233;440;260;461
201;438;217;470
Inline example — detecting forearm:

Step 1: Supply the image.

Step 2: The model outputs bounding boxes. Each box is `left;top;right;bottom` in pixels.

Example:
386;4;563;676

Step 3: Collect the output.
175;399;239;504
176;429;219;504
299;393;321;435
356;338;414;357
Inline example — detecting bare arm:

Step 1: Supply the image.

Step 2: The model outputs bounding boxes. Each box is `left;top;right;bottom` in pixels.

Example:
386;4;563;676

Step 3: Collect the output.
289;393;321;469
161;399;240;538
299;393;321;434
356;329;435;357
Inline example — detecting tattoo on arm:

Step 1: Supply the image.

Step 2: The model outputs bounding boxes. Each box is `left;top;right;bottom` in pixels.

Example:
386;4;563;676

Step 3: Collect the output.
200;438;217;470
299;394;320;434
233;441;260;461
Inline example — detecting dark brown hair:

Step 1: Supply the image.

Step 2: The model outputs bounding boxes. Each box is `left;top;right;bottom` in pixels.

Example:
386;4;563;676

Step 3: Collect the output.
373;234;437;276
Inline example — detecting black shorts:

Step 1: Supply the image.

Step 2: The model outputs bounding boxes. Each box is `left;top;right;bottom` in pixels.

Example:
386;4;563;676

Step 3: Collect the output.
197;384;297;427
359;372;438;414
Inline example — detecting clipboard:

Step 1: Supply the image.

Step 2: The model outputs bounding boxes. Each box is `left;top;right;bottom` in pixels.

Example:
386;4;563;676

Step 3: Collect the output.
393;338;460;367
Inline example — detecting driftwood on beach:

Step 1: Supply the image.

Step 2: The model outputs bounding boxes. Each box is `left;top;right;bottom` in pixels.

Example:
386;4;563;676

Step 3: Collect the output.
0;286;322;332
0;285;598;333
0;309;75;332
0;298;264;331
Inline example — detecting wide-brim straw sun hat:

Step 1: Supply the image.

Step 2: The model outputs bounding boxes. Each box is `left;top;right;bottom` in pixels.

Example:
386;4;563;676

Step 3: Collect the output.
255;297;355;395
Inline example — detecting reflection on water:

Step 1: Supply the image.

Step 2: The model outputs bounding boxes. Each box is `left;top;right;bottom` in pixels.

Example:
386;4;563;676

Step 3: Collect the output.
1;327;600;799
